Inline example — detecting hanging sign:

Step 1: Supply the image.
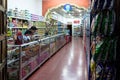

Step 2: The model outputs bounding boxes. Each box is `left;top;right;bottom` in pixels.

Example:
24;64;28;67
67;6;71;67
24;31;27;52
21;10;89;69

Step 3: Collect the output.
74;20;80;24
63;4;72;12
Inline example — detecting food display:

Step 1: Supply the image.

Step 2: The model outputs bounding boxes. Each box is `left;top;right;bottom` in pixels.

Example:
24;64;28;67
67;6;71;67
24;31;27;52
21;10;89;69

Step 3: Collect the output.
7;33;66;80
21;41;40;78
21;42;40;63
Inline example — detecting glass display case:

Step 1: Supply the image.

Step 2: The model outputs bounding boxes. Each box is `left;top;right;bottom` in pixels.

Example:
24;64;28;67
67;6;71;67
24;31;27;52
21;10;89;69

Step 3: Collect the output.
7;33;66;80
59;34;66;47
7;45;20;80
20;41;40;80
49;36;56;56
56;34;66;51
40;37;50;64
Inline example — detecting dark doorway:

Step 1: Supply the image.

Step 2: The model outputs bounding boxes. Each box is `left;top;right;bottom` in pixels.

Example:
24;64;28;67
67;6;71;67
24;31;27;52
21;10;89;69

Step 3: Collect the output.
67;25;72;36
67;25;72;42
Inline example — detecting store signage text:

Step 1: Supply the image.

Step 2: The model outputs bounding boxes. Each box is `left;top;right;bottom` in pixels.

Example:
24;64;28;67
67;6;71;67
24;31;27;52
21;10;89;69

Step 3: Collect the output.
74;20;80;24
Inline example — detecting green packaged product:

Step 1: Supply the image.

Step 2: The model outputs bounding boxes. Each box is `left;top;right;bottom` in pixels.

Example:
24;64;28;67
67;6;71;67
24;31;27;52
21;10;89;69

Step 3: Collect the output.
93;13;102;36
93;38;109;62
100;11;108;35
93;41;104;62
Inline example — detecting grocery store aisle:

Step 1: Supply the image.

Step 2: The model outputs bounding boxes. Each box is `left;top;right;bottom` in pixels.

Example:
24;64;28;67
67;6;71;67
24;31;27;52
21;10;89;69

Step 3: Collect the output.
28;37;88;80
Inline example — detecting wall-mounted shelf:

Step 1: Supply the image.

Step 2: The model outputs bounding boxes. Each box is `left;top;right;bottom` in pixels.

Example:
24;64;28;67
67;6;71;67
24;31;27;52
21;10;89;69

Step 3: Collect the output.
8;27;28;29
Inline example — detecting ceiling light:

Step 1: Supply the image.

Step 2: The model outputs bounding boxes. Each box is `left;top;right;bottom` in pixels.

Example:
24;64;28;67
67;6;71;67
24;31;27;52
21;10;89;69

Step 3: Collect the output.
71;16;74;18
68;13;71;16
52;11;57;14
77;9;82;12
79;14;82;16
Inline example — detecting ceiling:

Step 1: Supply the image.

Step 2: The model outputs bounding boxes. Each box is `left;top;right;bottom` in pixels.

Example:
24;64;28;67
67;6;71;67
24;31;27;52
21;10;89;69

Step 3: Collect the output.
49;4;87;19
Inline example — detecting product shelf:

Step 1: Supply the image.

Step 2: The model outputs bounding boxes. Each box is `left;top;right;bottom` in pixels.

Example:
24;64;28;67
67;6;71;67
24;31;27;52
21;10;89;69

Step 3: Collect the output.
90;0;117;80
8;27;28;29
8;16;30;21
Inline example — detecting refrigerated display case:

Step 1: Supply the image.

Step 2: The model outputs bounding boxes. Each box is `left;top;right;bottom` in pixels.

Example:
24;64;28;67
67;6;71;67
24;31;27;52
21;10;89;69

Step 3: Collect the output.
7;33;66;80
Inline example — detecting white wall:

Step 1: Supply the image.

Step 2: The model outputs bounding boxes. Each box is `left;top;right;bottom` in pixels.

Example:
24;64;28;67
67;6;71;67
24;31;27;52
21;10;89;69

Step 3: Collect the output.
7;0;42;15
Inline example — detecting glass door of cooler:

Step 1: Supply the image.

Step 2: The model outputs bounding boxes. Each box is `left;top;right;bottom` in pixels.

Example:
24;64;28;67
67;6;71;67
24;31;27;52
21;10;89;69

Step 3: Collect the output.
40;37;50;64
20;41;40;80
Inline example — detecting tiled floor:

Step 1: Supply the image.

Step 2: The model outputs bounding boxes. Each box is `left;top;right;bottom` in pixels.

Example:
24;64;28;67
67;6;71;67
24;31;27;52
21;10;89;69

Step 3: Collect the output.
28;37;88;80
